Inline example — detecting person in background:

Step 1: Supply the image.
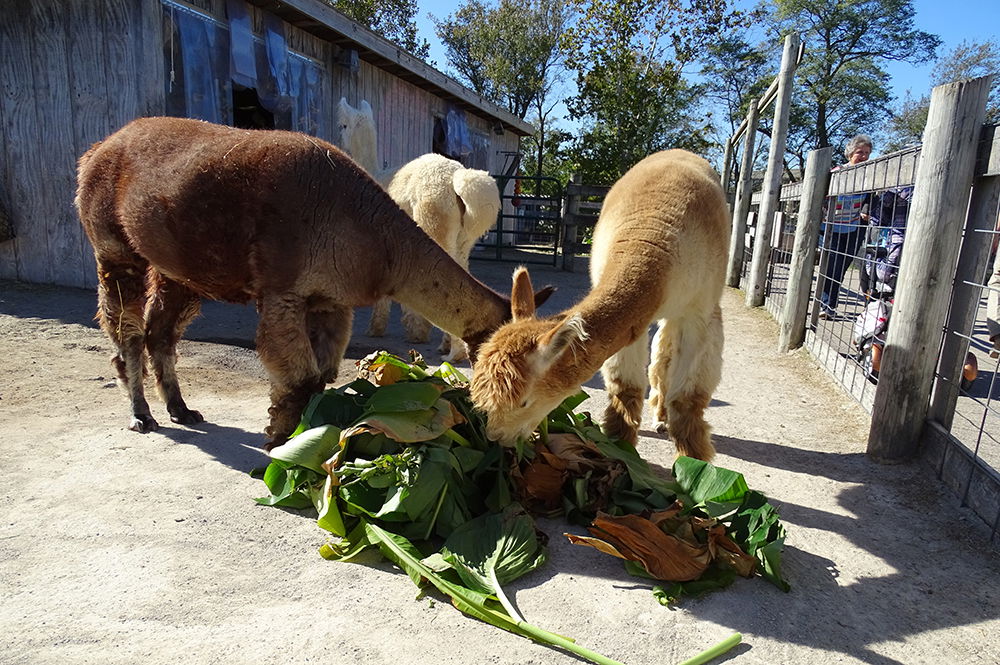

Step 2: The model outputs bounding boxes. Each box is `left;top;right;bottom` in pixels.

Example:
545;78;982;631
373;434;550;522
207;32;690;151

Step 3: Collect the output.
819;134;873;319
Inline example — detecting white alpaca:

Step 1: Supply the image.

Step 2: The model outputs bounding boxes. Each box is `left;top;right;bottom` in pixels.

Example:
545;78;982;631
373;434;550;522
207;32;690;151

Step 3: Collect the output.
470;150;729;461
336;98;501;363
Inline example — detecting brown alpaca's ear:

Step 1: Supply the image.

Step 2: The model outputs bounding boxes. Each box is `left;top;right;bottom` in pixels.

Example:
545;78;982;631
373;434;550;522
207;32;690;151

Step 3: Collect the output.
537;313;588;366
533;285;556;309
511;267;536;320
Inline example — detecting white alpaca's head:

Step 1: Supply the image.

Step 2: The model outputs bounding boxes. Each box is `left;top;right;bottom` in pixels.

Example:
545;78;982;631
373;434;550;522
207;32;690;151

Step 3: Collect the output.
337;97;377;174
471;267;588;445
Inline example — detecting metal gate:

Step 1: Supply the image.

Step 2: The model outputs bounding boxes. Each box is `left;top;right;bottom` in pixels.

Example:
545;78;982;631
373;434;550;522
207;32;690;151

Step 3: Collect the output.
476;174;563;265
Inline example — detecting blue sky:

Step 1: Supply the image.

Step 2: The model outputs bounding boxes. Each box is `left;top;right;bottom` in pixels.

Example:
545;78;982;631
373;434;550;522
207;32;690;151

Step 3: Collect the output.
414;0;998;110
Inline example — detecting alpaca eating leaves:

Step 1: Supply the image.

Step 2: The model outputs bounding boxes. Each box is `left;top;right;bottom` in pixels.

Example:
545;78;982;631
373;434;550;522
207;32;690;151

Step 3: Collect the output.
470;150;730;461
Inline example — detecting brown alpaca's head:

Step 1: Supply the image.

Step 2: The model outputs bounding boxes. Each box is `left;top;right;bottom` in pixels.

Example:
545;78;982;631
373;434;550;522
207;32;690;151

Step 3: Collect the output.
471;268;587;446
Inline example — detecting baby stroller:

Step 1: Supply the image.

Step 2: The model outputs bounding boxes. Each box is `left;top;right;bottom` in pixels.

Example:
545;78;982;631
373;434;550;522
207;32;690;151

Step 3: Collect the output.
851;195;978;388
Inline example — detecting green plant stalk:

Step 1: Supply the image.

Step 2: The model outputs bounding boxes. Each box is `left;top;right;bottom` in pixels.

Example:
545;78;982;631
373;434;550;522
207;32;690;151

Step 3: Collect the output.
675;633;742;665
443;428;472;447
424;484;449;541
489;566;524;624
366;523;627;665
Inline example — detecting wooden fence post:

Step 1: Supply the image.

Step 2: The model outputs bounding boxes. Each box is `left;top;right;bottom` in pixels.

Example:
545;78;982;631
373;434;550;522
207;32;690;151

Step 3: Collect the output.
727;100;760;287
778;146;833;352
561;174;581;272
746;33;799;307
867;75;994;463
928;172;1000;427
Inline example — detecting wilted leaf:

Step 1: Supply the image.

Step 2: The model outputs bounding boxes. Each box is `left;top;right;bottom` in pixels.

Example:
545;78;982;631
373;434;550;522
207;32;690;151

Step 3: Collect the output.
569;512;712;582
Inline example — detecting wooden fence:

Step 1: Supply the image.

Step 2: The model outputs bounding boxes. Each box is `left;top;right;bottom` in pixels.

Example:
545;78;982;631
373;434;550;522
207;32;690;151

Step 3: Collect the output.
725;75;1000;540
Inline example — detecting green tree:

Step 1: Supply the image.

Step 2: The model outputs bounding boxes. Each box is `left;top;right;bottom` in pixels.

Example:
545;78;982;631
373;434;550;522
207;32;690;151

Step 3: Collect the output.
886;39;1000;151
561;0;747;184
324;0;429;59
764;0;940;168
436;0;572;181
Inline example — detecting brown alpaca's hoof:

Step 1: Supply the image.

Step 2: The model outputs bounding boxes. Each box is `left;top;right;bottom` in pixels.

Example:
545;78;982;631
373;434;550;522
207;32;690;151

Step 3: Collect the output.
170;408;204;425
128;414;159;433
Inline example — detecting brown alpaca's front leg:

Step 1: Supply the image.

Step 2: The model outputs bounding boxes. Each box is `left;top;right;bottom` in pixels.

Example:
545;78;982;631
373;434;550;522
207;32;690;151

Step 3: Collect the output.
307;304;353;384
366;298;391;337
256;295;325;449
145;271;204;425
96;260;157;433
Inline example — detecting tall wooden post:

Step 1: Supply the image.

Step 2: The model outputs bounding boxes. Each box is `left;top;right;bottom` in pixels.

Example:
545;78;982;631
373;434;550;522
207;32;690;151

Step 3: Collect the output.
721;136;734;206
778;146;833;351
867;76;994;463
561;174;581;272
746;33;799;307
927;173;1000;427
727;100;760;287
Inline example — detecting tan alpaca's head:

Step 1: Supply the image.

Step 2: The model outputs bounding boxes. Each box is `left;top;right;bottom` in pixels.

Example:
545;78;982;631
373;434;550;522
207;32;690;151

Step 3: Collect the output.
471;267;588;445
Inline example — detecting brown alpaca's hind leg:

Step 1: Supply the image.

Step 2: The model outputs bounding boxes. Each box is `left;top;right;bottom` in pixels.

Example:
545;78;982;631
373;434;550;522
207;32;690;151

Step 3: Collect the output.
600;335;650;445
256;295;325;449
144;271;203;425
401;305;432;343
95;258;156;433
307;304;353;384
366;297;390;337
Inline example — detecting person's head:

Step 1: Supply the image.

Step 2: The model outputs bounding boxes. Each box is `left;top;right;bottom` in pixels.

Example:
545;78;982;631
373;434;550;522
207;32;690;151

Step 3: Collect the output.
845;135;873;165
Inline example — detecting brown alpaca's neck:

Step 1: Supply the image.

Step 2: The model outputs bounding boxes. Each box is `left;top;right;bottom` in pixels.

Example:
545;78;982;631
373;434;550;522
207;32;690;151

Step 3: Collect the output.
383;219;508;339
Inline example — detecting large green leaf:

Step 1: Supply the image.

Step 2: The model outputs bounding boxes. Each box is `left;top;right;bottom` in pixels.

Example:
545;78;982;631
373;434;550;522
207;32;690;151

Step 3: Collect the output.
672;456;749;505
366;381;443;413
268;425;341;474
438;504;548;620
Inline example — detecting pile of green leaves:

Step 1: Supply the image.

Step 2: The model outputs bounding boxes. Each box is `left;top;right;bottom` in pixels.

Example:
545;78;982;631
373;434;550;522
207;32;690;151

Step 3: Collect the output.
255;351;787;665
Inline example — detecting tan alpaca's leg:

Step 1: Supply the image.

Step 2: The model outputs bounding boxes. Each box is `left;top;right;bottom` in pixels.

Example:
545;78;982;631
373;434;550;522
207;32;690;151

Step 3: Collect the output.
366;298;390;337
663;305;723;461
401;305;432;343
647;319;673;431
601;334;651;445
94;253;157;433
144;270;204;425
256;295;324;449
307;304;353;384
442;334;469;363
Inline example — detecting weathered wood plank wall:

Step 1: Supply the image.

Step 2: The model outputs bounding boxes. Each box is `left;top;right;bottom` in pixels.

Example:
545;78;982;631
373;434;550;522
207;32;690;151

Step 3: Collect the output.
1;0;524;288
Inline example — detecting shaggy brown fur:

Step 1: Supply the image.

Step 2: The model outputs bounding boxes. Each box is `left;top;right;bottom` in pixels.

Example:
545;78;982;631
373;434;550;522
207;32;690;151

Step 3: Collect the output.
75;117;546;448
470;150;729;461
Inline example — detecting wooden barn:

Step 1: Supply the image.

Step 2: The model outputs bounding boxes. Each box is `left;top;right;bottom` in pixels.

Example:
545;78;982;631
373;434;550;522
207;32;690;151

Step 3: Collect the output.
0;0;533;288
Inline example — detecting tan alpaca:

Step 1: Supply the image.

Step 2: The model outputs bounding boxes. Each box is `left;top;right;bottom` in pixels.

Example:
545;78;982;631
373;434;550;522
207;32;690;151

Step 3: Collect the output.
75;117;549;449
470;150;729;461
336;98;500;362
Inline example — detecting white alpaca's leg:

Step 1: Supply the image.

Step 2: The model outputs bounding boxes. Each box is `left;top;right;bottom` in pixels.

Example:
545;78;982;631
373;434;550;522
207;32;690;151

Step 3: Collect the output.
401;305;432;343
662;305;723;461
601;332;651;445
647;319;673;432
441;333;469;364
366;298;391;337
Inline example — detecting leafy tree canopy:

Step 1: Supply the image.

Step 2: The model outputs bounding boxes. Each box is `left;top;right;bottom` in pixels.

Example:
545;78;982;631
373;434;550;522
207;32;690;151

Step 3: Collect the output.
324;0;429;59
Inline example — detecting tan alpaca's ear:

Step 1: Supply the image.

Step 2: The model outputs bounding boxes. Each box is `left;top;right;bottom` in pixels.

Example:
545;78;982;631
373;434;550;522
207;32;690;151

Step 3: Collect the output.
511;267;536;320
537;313;588;366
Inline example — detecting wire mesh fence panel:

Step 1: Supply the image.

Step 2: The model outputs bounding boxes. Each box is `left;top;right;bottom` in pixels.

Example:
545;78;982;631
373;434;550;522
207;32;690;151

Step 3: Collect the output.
764;198;800;320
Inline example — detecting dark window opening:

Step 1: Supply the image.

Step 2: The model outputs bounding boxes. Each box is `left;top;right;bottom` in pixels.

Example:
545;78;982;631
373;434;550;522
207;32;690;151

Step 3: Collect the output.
233;84;275;130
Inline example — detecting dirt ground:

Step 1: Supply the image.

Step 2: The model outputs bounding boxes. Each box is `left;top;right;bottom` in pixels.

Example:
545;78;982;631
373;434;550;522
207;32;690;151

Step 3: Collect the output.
2;258;999;665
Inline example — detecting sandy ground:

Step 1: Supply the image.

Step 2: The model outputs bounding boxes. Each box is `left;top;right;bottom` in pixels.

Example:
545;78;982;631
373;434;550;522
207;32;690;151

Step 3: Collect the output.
2;258;999;665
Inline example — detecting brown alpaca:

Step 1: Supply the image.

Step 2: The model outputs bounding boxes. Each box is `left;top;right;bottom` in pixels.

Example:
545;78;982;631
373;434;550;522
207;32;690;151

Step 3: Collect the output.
470;150;729;461
75;117;550;448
